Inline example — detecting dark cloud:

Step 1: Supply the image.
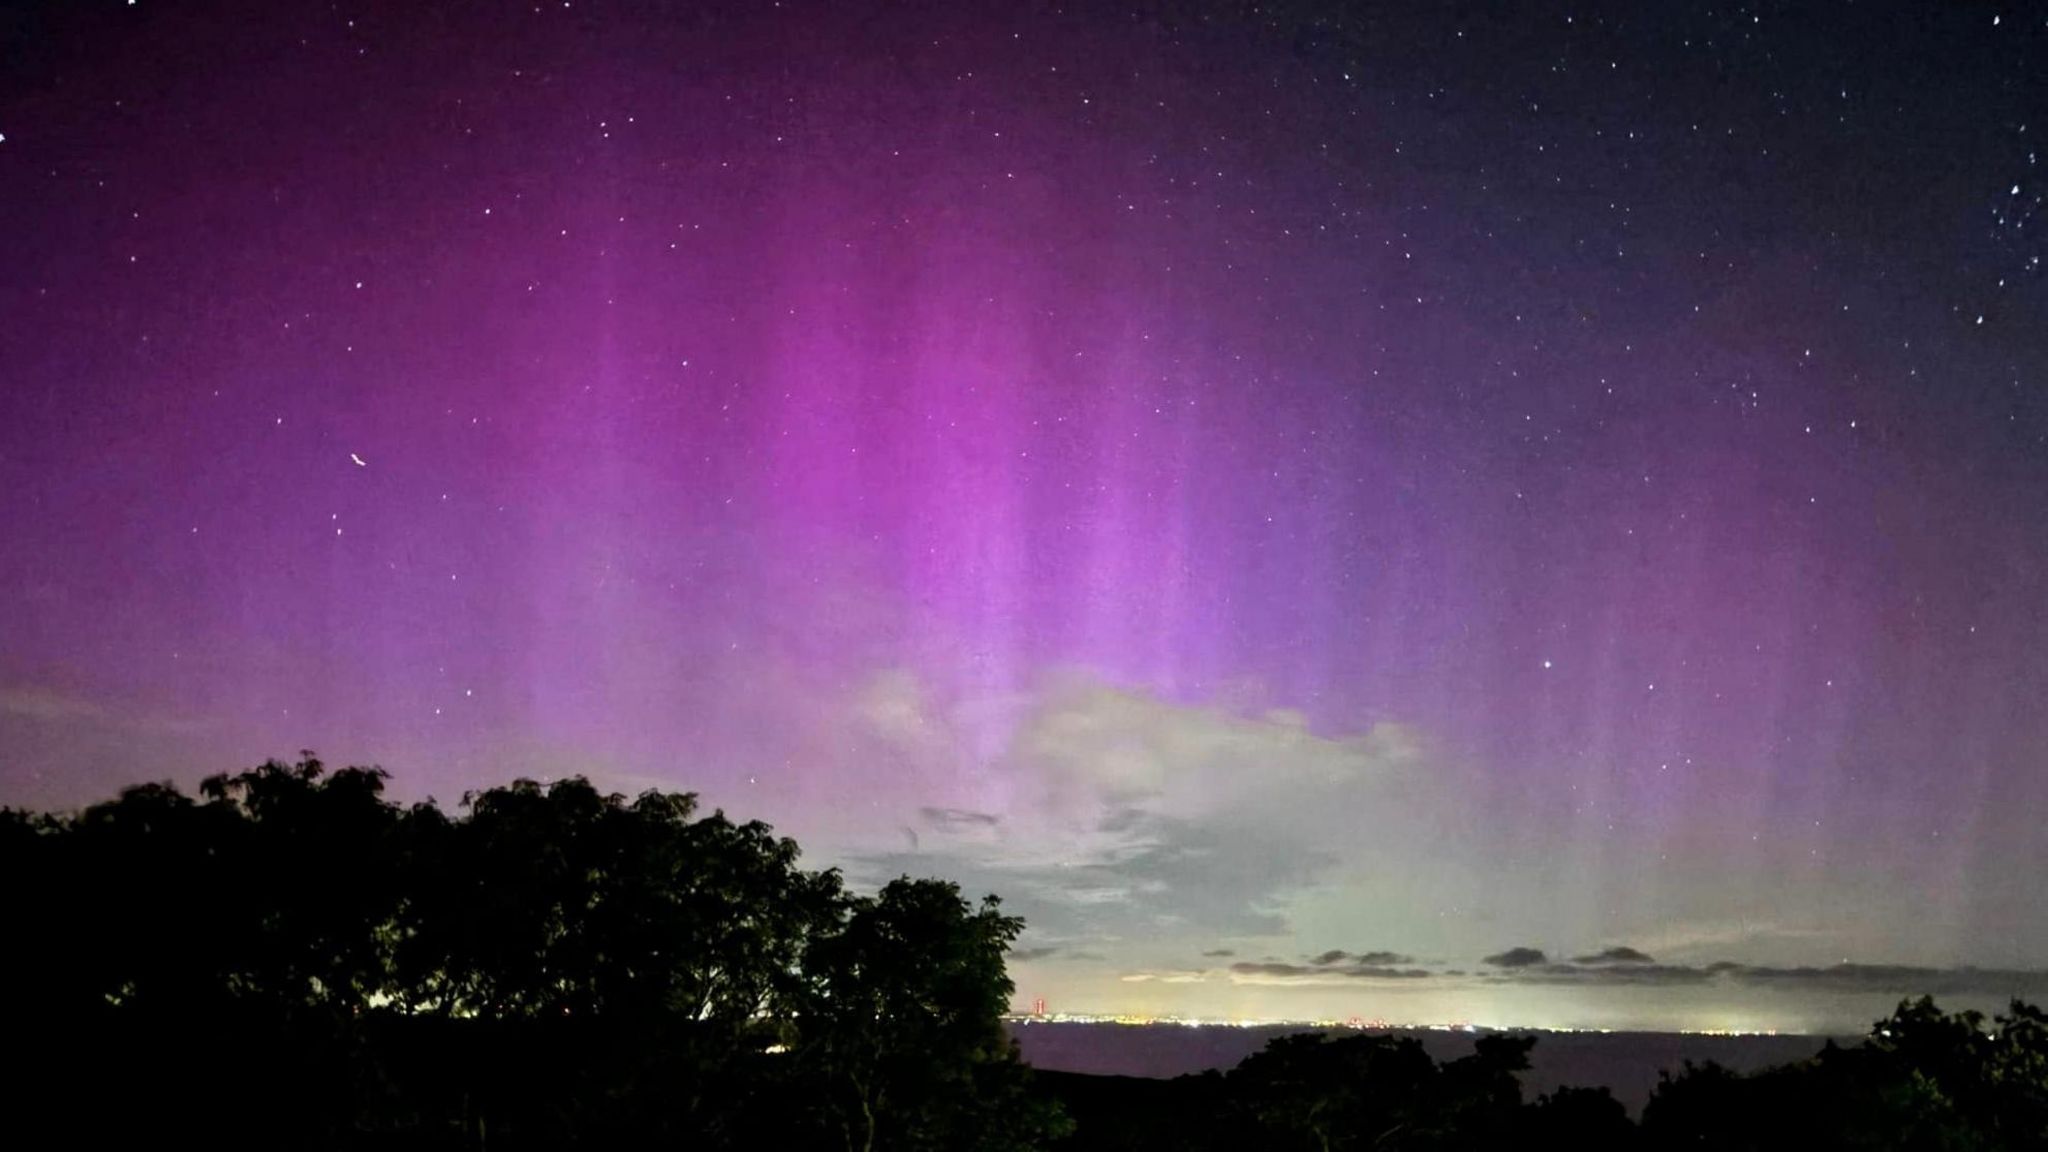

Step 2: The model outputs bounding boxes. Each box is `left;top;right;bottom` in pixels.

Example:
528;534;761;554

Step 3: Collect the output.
1230;961;1432;981
919;806;1000;829
1732;963;2048;997
1570;946;1656;965
1475;957;2048;995
1008;946;1059;962
1595;965;1717;986
1307;948;1414;967
1201;948;1237;958
1491;963;1717;987
1230;961;1316;978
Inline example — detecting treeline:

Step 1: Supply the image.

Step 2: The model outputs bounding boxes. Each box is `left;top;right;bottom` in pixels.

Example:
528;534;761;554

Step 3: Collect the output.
1045;996;2048;1151
8;759;2048;1150
0;757;1066;1150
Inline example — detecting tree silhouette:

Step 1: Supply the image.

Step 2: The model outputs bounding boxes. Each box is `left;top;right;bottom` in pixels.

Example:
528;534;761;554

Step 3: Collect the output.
1641;996;2048;1150
796;877;1069;1152
1216;1029;1531;1151
1526;1085;1636;1150
2;760;1058;1150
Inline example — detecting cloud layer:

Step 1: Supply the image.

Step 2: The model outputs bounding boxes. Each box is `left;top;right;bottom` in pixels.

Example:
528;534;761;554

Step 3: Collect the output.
1122;941;2048;1001
851;670;1445;951
839;668;2048;1025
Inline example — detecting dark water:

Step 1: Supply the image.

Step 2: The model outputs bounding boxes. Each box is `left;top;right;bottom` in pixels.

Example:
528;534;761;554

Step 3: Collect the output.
1008;1022;1838;1113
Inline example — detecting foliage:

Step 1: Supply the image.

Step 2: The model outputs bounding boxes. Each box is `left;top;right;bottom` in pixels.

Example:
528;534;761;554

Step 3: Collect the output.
1210;1029;1531;1150
1;757;1055;1150
794;878;1072;1152
1638;996;2048;1151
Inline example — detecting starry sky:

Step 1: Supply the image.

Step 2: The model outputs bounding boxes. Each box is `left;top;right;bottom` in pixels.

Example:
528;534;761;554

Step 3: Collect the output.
4;0;2048;1032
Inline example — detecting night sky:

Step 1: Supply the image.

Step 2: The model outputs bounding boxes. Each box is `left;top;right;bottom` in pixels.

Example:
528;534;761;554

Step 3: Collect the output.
4;0;2047;1032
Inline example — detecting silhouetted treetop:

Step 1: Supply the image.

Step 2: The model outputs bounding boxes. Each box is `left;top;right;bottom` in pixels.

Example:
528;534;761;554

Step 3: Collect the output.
2;757;1055;1151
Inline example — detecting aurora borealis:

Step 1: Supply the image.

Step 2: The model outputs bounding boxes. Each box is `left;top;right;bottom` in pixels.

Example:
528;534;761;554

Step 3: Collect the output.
3;0;2047;1030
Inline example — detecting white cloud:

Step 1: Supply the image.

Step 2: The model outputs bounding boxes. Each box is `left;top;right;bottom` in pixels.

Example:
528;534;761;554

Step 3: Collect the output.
846;667;1451;949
